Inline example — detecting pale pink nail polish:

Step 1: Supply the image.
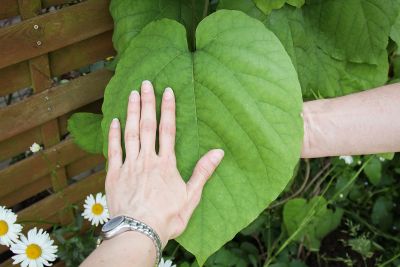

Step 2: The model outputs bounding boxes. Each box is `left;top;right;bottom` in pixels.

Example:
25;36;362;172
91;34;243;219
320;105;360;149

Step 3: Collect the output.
210;149;224;164
164;87;174;99
111;118;119;128
130;90;139;102
141;80;152;93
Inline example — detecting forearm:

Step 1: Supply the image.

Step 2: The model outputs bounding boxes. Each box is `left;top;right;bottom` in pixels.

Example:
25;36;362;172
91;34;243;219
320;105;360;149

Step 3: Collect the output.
80;231;156;267
301;83;400;158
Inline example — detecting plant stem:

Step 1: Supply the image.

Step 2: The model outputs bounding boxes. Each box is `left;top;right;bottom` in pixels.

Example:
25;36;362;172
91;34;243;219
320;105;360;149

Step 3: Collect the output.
377;251;400;267
202;0;209;19
266;158;371;265
342;209;400;244
269;159;311;209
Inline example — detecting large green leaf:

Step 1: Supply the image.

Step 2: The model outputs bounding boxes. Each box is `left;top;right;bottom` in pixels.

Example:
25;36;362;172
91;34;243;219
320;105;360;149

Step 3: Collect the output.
391;13;400;47
101;10;303;265
67;113;103;154
305;0;399;65
110;0;204;56
265;7;388;98
253;0;304;14
218;1;395;98
283;197;343;251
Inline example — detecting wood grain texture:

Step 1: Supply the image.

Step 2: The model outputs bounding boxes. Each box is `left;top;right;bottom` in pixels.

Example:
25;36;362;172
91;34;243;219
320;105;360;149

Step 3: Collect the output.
50;30;115;76
0;69;112;142
66;154;105;178
0;138;87;199
0;62;30;97
0;0;19;20
0;127;42;161
0;31;114;97
0;0;112;68
0;175;52;207
18;170;105;228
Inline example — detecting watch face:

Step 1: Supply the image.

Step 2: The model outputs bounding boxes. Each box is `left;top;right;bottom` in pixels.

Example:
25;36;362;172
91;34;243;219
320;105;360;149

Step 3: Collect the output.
102;216;124;232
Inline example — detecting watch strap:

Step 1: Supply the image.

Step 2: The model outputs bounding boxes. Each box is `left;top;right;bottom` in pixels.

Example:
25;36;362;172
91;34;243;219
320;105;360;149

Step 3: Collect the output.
124;216;162;266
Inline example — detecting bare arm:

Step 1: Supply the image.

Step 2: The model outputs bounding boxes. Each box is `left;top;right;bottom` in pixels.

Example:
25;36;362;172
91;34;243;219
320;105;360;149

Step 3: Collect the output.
301;83;400;158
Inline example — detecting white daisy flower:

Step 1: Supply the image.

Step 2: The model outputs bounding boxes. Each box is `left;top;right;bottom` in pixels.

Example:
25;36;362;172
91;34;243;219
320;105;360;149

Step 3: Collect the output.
29;143;42;153
82;193;109;226
0;206;22;247
158;258;176;267
10;227;57;267
339;155;353;165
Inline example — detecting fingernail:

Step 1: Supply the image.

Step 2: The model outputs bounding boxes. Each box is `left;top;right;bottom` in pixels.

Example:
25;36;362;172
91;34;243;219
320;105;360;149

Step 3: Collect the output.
210;149;224;164
141;80;152;93
164;87;174;99
111;118;119;128
130;90;139;102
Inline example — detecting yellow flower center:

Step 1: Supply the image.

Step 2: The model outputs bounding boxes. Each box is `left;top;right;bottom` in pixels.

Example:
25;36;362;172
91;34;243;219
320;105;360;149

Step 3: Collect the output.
26;244;42;259
0;220;8;236
92;203;104;215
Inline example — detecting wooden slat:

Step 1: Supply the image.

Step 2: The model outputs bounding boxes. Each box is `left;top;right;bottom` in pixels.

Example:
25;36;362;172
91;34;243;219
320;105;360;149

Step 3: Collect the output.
0;175;52;207
0;31;114;97
0;0;112;68
50;30;114;76
0;138;87;198
0;127;42;162
66;154;105;178
0;68;112;142
18;170;105;228
18;0;73;225
42;0;71;8
0;61;30;97
0;0;19;20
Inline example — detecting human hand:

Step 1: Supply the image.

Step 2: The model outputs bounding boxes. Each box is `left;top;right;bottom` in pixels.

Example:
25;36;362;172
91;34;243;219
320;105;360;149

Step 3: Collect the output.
104;80;224;248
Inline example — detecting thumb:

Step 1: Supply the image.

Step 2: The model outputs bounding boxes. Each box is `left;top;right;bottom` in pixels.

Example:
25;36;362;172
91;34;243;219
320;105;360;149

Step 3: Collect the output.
185;149;224;213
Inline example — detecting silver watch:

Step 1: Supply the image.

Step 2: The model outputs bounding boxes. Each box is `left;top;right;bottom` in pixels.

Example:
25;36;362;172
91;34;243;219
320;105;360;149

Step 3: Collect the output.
100;215;162;266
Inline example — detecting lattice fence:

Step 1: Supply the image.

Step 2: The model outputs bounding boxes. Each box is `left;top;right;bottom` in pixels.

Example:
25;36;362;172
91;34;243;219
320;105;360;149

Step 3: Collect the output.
0;0;114;265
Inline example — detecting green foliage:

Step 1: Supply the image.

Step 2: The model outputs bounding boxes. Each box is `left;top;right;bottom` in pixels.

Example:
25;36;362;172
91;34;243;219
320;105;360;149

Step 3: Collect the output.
67;113;103;154
391;13;400;46
252;0;304;14
66;0;400;265
364;157;382;186
110;0;204;55
348;237;374;259
218;0;399;99
101;10;303;265
283;196;343;251
371;196;393;231
53;214;98;267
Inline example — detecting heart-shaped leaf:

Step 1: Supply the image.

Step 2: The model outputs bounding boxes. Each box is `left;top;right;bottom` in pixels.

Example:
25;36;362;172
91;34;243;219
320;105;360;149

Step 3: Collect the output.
110;0;204;56
101;10;303;264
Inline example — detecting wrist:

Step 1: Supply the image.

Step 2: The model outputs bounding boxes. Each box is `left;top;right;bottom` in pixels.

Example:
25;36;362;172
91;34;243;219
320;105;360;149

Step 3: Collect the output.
111;211;169;248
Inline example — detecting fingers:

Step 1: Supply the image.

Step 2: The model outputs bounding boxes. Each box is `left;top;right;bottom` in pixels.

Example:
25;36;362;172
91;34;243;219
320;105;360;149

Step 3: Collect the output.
184;149;224;218
124;90;141;160
140;80;157;155
159;87;176;157
107;118;123;173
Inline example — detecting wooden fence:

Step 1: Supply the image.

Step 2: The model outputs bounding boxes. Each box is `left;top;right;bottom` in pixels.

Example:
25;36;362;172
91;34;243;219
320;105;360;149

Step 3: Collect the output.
0;0;114;265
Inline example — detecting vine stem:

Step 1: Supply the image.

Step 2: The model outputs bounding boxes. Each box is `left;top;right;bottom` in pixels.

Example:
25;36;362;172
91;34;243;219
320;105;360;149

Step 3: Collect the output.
264;157;372;266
